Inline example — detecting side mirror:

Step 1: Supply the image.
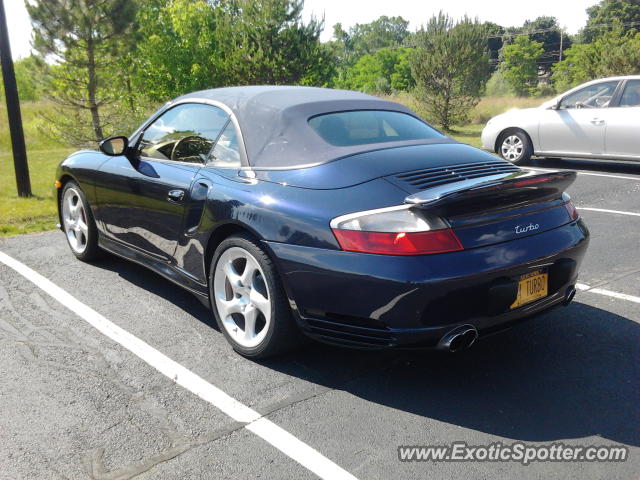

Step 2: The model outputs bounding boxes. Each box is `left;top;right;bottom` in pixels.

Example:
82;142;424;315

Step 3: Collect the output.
99;136;129;156
550;100;561;110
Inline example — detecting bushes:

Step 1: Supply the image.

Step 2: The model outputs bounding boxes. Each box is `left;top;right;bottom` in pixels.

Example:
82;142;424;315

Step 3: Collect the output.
485;71;513;97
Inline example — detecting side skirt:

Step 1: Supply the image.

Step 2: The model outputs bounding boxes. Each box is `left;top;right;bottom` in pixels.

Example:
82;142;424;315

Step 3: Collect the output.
98;235;210;307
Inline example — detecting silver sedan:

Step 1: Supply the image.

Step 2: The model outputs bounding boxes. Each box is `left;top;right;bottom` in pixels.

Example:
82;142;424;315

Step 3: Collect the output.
481;75;640;164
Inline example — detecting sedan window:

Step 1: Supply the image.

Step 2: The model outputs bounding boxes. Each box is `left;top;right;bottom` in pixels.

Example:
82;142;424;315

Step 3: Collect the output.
559;81;619;109
618;80;640;107
308;110;444;147
138;103;229;163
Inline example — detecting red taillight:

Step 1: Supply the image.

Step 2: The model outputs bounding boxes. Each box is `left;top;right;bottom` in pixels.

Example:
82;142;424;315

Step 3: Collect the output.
564;201;579;220
332;229;464;255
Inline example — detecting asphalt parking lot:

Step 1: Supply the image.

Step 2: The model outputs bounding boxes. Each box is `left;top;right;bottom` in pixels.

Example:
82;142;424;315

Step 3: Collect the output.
0;158;638;480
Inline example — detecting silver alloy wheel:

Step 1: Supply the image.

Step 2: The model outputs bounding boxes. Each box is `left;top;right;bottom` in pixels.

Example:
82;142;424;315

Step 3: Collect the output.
501;135;524;162
62;187;89;254
213;247;272;348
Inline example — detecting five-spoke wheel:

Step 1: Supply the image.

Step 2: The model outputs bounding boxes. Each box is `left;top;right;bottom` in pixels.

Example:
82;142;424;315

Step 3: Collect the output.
210;234;300;358
62;186;89;254
213;247;272;348
60;181;101;261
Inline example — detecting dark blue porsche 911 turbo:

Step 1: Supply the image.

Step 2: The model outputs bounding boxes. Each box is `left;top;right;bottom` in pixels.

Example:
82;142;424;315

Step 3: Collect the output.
55;86;589;358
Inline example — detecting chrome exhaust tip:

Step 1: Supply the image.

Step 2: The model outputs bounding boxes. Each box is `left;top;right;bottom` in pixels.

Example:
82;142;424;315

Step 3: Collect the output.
436;325;478;352
562;286;576;306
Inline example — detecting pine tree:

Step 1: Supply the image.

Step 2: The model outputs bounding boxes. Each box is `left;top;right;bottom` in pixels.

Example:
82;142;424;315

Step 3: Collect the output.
27;0;137;144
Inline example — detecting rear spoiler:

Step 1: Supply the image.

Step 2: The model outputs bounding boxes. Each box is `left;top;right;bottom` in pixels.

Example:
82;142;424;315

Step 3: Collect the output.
405;170;577;207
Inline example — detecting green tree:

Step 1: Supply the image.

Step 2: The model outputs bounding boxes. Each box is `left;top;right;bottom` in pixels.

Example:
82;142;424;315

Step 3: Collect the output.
0;55;50;101
329;15;409;74
390;48;414;91
134;0;234;100
410;13;490;131
582;0;640;43
553;26;640;91
336;47;414;93
27;0;137;144
346;16;410;57
522;16;570;74
501;36;544;96
229;0;329;85
134;0;331;100
481;22;505;72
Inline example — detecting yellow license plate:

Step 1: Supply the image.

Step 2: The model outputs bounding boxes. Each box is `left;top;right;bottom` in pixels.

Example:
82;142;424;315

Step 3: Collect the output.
510;270;548;309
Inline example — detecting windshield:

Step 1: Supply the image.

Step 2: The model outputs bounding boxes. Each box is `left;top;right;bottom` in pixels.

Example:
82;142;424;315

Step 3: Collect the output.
308;110;444;147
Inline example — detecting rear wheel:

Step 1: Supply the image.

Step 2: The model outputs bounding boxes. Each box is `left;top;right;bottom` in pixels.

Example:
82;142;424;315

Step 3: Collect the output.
498;130;532;164
60;181;101;261
209;234;300;358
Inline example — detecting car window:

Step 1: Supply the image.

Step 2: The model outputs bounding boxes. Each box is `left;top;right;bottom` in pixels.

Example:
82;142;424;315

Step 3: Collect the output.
618;80;640;107
138;103;229;163
308;110;444;147
209;122;241;168
559;81;619;109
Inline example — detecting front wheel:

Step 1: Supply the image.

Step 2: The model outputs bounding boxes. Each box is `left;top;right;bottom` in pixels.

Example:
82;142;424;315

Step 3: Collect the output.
60;181;102;261
209;234;300;358
498;131;532;164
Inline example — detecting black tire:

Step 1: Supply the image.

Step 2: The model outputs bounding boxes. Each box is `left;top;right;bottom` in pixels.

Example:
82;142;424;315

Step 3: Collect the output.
209;233;301;359
59;181;102;262
497;130;533;164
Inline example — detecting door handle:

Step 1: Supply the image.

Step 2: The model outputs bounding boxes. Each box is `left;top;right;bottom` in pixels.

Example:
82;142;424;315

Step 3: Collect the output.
590;118;605;126
167;189;185;203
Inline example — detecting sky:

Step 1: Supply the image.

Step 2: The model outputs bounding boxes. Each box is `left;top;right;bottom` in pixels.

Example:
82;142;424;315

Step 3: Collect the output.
5;0;597;60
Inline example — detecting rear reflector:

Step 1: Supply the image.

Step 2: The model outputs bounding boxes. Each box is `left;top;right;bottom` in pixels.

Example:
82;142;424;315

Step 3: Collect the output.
332;229;464;255
513;176;554;187
564;201;579;220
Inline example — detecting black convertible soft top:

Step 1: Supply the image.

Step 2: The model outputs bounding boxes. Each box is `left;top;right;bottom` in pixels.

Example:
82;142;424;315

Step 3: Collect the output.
173;86;452;169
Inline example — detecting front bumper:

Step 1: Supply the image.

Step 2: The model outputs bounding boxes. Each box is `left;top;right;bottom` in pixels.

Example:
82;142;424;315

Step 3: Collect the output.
267;219;589;349
481;124;499;152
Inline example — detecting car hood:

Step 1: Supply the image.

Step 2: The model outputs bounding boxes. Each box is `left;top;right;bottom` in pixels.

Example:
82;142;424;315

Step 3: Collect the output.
252;143;507;190
488;107;539;125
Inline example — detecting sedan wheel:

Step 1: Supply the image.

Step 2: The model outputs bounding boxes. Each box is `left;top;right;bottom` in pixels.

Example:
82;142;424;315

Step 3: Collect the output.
499;131;532;164
60;182;101;261
210;234;301;358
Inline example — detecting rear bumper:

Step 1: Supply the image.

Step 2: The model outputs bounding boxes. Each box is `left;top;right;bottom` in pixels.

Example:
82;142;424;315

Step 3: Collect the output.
266;219;589;349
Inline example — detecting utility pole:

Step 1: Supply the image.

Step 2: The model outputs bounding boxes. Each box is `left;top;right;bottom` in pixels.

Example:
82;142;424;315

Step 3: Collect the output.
0;0;31;197
558;27;564;62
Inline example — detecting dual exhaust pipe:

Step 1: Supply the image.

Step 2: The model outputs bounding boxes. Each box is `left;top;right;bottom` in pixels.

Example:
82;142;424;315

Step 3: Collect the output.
436;325;478;353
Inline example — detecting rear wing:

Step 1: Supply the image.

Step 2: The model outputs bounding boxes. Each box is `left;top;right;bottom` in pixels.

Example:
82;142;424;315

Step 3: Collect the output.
405;170;577;209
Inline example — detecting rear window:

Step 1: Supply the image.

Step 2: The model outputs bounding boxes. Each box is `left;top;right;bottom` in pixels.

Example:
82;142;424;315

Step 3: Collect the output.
308;110;444;147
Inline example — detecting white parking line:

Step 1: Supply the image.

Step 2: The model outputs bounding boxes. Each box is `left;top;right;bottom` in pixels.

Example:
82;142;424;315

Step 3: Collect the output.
577;207;640;217
576;283;640;304
0;251;358;480
529;167;640;181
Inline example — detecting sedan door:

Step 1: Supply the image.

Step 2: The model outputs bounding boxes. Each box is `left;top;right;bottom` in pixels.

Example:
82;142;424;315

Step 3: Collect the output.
95;103;230;260
538;80;620;157
604;79;640;159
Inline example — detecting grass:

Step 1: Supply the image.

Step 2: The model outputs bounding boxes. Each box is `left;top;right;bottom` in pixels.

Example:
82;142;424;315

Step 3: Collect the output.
470;96;551;125
448;124;483;148
0;101;73;236
0;94;542;237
